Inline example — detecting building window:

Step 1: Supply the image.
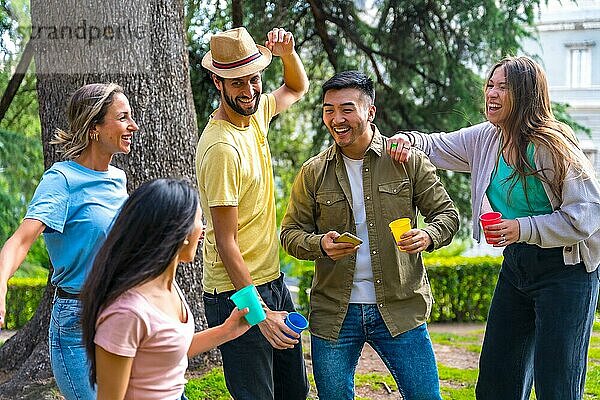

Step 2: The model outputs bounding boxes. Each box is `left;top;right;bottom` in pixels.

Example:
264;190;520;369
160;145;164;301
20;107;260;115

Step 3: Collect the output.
566;41;594;88
570;48;591;87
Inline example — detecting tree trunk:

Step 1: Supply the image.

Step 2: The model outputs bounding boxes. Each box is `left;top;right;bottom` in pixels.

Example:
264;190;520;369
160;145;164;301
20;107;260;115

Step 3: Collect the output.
0;0;218;396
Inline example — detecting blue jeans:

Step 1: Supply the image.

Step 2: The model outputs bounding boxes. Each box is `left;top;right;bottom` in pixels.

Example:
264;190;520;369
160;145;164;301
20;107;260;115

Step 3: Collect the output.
49;297;95;400
476;243;600;400
203;274;309;399
311;304;442;400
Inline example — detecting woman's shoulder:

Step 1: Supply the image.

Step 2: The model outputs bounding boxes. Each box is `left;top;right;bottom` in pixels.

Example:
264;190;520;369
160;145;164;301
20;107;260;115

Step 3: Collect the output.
47;161;127;190
98;289;148;319
457;121;496;138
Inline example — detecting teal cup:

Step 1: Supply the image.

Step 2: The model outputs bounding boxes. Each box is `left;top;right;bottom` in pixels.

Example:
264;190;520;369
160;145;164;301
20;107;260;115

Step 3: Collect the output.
230;285;266;326
284;312;309;338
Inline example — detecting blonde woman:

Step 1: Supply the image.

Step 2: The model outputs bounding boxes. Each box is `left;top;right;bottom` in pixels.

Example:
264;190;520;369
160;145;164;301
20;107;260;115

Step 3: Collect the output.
0;83;138;399
389;56;600;399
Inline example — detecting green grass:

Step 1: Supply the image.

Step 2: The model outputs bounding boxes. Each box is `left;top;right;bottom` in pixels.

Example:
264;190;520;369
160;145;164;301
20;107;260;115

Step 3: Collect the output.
429;332;482;345
184;368;230;400
185;313;600;400
437;364;478;399
585;363;600;399
354;372;397;390
430;331;483;355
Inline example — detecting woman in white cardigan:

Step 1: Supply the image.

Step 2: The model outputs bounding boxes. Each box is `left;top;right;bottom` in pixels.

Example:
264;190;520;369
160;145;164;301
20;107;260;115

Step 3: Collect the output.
389;56;600;400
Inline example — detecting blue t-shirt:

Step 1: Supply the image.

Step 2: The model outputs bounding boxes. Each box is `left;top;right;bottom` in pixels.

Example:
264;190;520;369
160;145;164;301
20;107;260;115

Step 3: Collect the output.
25;160;127;293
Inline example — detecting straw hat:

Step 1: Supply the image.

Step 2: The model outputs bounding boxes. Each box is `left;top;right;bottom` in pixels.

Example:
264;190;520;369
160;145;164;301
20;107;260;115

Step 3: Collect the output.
202;27;272;79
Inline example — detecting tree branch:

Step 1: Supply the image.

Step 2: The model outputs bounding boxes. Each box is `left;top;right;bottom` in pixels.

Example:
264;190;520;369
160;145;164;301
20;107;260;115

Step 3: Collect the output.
306;0;338;70
323;9;446;88
232;0;243;27
0;40;33;123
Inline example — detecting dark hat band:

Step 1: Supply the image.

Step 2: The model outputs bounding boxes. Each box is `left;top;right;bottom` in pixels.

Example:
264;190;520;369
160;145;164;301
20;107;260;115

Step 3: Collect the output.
212;52;262;70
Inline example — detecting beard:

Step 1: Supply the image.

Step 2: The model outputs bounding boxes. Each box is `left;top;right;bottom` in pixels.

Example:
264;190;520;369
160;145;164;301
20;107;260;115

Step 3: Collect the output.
330;120;370;147
223;87;261;116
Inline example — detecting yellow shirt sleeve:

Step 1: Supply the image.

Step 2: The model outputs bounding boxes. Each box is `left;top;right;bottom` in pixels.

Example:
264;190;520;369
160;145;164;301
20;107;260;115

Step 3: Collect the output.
198;142;241;207
256;94;276;136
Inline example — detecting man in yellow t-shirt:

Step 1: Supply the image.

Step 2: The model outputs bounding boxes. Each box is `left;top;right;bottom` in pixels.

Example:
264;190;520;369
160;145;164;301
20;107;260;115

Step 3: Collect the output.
195;26;309;399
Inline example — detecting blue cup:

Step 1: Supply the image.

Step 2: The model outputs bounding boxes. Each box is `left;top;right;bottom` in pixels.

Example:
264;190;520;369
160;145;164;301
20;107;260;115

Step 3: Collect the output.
284;312;308;338
230;285;266;326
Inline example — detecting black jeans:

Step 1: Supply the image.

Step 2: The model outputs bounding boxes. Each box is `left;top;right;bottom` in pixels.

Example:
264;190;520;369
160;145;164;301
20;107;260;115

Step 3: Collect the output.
203;274;309;400
476;243;599;400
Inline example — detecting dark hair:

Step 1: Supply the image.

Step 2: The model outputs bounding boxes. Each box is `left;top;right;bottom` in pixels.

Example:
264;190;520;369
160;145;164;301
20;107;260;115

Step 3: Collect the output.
81;178;198;384
322;71;375;103
51;83;124;160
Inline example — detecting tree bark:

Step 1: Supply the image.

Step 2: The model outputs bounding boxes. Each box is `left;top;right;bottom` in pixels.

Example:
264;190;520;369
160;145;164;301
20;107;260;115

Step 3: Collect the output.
0;0;217;396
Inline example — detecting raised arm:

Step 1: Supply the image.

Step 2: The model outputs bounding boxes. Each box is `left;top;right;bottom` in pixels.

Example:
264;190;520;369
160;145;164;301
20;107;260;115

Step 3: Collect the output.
0;218;45;327
265;28;309;115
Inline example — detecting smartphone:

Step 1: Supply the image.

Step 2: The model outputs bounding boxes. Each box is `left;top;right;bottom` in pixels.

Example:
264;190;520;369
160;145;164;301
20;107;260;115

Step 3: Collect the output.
334;232;363;246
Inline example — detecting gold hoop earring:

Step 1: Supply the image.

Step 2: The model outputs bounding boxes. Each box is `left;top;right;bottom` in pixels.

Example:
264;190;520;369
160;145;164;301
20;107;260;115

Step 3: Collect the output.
90;131;99;141
183;239;190;245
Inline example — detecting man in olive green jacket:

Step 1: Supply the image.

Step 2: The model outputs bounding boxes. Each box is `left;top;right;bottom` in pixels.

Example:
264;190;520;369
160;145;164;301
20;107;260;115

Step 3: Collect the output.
280;71;459;400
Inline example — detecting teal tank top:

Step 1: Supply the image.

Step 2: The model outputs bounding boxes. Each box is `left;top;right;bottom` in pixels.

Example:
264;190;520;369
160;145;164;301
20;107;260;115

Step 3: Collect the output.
486;143;553;219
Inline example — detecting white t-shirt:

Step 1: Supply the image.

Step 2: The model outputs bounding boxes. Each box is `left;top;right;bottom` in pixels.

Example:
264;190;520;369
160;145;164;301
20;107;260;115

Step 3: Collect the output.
342;154;376;304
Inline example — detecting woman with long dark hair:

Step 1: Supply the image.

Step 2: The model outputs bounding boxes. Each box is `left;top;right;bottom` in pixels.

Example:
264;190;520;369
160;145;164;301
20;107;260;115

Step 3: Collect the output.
81;178;249;400
389;56;600;399
0;83;137;399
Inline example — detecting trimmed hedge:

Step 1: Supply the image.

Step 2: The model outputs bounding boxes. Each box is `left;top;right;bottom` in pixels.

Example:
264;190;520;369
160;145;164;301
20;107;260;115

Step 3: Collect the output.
6;256;596;329
297;256;503;323
426;256;501;322
5;276;47;330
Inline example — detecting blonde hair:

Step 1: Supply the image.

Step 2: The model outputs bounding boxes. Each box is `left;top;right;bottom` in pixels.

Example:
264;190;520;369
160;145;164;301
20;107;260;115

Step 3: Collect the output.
485;56;594;201
51;83;123;160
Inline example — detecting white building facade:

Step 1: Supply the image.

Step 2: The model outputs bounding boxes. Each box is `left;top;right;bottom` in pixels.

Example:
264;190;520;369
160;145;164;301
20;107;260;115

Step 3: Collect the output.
522;0;600;175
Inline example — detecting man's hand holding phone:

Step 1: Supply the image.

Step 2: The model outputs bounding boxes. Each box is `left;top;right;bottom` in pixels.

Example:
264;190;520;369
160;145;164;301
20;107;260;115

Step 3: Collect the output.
333;232;363;246
321;231;361;261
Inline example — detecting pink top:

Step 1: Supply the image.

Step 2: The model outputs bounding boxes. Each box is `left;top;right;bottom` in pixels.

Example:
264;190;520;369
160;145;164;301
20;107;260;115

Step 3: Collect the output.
95;284;195;400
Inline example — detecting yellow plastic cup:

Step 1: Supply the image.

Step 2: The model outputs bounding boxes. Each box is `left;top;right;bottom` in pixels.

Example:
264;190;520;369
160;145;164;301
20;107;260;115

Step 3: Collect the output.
389;218;412;248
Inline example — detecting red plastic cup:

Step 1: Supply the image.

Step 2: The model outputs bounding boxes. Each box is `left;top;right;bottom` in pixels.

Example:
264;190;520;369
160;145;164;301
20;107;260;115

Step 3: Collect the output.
479;212;502;244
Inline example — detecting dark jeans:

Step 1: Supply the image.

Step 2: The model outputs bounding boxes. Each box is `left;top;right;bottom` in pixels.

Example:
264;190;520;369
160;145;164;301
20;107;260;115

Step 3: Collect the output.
476;243;599;400
203;274;309;400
